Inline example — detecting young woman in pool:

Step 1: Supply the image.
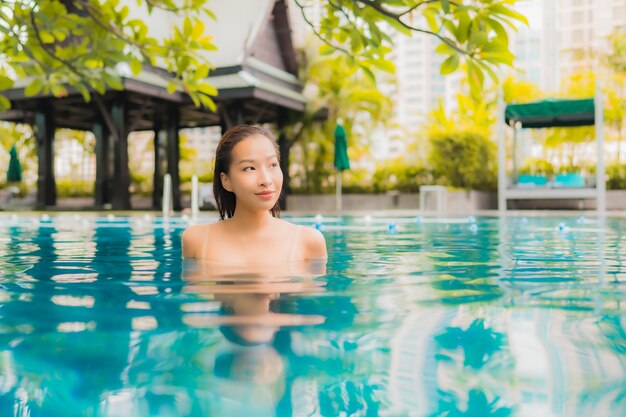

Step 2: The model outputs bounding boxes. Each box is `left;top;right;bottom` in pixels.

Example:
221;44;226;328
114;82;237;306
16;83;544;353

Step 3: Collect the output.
182;124;327;265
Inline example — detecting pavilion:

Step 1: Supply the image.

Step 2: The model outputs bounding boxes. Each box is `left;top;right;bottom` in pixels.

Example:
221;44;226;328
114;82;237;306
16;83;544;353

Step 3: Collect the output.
0;0;305;210
497;92;606;212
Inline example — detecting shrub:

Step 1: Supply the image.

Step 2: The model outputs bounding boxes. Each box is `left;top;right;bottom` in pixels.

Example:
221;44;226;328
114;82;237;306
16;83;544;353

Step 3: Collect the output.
342;168;374;194
428;130;497;191
56;179;94;197
518;158;555;176
130;172;152;196
0;181;31;197
607;163;626;190
371;161;434;193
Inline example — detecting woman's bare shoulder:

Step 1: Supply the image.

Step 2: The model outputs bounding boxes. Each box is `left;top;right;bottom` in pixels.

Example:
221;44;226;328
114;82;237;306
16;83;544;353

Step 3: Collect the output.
300;225;327;259
182;223;213;258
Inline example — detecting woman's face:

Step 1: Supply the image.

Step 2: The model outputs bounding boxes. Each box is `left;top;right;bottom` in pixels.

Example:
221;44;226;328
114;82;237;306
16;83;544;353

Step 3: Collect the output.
220;134;283;212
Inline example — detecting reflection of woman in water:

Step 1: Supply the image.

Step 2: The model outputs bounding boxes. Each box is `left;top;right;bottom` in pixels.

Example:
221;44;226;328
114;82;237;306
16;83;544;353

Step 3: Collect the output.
182;268;325;417
182;124;327;265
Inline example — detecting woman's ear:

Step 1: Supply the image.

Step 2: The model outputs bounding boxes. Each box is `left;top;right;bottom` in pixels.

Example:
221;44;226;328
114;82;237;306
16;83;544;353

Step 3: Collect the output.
220;172;233;192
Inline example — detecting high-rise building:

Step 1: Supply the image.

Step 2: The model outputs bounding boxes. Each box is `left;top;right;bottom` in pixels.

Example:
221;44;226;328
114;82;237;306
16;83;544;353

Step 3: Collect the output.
558;0;626;79
391;31;448;131
510;0;559;93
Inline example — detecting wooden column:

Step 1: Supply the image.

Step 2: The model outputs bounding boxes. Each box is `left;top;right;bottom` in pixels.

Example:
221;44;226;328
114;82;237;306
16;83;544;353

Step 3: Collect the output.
166;104;181;211
111;99;131;210
34;101;56;208
93;118;111;208
152;112;166;210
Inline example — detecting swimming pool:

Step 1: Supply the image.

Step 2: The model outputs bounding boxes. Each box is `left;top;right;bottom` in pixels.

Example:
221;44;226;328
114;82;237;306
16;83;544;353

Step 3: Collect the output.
0;213;624;417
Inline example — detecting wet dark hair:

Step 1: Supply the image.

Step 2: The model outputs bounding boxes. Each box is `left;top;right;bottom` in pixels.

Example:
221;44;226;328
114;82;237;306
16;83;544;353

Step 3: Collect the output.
213;124;281;220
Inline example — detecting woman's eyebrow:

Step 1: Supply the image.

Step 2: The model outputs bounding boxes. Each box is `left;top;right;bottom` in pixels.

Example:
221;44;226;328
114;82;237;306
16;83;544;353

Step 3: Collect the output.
237;155;277;164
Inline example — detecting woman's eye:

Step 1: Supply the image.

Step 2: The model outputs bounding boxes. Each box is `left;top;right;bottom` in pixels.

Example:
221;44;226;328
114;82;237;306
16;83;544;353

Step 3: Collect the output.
243;166;254;171
270;162;278;168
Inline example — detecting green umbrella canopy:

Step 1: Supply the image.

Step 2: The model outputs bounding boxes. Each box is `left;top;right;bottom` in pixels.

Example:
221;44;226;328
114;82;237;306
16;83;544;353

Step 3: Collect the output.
505;98;595;128
333;124;350;171
7;145;22;182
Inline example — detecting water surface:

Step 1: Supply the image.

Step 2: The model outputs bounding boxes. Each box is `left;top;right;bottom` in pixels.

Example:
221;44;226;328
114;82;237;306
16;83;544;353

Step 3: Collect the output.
0;213;624;417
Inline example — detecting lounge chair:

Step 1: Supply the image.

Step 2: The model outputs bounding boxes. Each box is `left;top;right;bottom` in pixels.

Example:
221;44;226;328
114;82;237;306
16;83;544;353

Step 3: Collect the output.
553;173;585;188
517;174;548;187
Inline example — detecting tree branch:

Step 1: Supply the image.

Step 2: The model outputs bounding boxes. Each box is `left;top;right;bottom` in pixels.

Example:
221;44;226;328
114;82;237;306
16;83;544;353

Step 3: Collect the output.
29;10;87;79
294;0;351;56
355;0;468;55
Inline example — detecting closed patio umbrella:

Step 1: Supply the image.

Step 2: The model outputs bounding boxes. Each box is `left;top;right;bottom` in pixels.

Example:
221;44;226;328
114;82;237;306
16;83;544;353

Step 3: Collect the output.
7;145;22;182
334;122;350;211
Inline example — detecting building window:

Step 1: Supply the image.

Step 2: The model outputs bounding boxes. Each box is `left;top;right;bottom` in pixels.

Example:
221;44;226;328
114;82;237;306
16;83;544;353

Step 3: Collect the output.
572;29;584;43
572;10;584;25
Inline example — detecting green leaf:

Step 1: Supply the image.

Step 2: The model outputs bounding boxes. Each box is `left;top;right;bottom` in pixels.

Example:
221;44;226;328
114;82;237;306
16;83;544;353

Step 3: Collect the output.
467;60;485;94
0;95;11;111
199;93;216;112
85;59;102;69
183;17;192;38
74;82;91;102
192;20;204;39
319;44;336;56
130;58;142;76
440;55;460;75
469;29;488;49
103;72;123;90
92;79;106;95
52;29;67;42
486;18;509;45
490;5;529;26
195;65;210;79
50;83;68;97
474;60;499;83
424;9;439;33
358;63;376;82
203;8;217;20
369;58;395;74
435;42;457;55
166;81;177;95
197;82;217;96
0;75;14;90
457;13;471;43
24;78;44;96
189;91;200;107
441;0;450;14
39;31;55;44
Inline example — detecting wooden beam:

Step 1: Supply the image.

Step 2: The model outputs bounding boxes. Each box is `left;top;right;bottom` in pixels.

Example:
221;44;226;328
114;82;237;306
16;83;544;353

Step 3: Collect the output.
128;98;154;132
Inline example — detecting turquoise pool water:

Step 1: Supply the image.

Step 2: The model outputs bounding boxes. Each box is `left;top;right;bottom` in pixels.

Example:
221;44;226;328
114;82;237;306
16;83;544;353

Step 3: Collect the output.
0;213;624;417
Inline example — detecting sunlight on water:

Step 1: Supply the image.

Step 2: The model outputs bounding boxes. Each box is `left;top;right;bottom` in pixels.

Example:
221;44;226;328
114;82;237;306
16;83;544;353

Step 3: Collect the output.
0;213;624;417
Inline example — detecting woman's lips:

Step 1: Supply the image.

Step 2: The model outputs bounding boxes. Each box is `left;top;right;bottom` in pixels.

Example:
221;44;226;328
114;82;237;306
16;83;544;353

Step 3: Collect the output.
255;191;275;200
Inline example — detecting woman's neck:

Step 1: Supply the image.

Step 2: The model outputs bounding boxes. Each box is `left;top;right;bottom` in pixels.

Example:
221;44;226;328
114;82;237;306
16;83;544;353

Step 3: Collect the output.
229;206;274;231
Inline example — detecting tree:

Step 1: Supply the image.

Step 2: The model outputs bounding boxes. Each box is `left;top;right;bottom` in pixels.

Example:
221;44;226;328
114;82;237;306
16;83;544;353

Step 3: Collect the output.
604;28;626;74
294;0;526;94
286;37;393;193
419;74;543;190
0;0;217;111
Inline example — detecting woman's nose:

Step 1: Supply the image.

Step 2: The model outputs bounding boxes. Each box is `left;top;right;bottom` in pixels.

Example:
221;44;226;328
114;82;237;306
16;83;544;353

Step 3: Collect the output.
259;168;272;186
